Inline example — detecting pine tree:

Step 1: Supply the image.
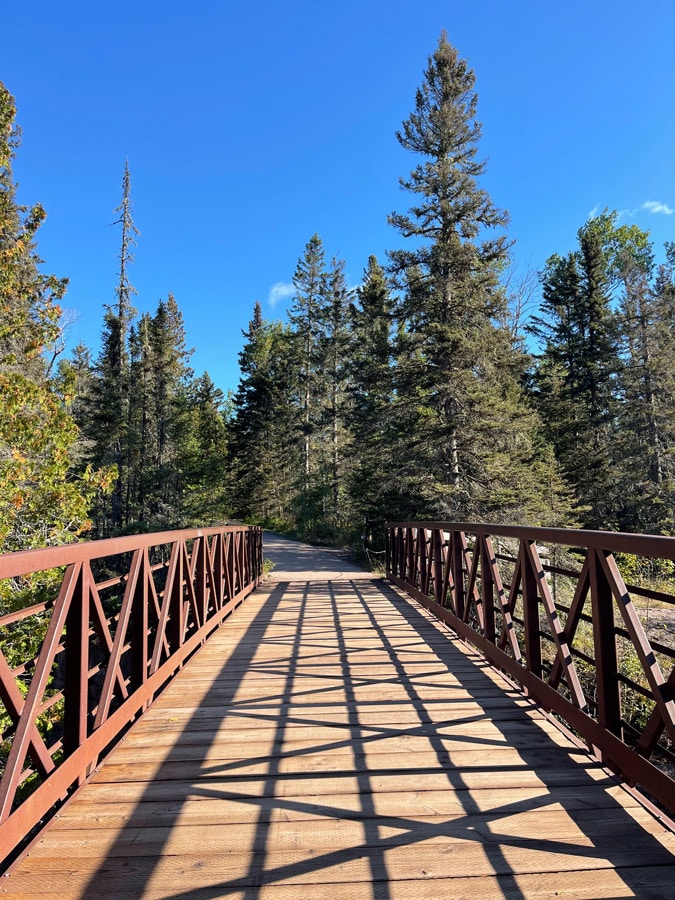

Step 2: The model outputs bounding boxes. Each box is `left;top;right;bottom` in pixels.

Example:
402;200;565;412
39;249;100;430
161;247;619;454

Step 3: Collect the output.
387;34;561;523
138;294;193;529
229;303;298;525
322;257;352;526
346;255;395;524
111;161;139;371
288;235;327;493
615;240;675;531
182;372;229;524
531;215;622;529
85;163;140;531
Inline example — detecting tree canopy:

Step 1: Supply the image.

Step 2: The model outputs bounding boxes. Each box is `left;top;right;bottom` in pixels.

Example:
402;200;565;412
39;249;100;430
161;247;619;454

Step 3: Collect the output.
3;32;675;555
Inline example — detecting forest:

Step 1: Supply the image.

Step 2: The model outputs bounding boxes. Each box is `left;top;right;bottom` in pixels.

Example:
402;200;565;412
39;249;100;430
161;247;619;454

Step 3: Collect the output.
2;33;675;563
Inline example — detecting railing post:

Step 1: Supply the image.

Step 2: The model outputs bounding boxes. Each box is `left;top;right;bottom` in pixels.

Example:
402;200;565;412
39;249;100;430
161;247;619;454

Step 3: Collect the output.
451;531;465;619
169;542;185;652
63;564;90;759
589;548;622;741
238;531;245;594
521;541;543;680
130;550;149;690
432;528;444;606
406;527;415;587
227;532;236;599
396;527;404;581
194;537;208;626
419;528;429;594
480;535;496;643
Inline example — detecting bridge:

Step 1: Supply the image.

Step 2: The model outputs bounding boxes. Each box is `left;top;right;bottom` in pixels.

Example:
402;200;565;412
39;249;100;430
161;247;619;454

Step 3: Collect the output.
1;523;675;897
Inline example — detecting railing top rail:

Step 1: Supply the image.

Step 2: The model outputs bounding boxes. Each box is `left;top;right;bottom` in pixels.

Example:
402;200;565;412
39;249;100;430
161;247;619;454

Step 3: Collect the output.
0;524;254;579
386;521;675;559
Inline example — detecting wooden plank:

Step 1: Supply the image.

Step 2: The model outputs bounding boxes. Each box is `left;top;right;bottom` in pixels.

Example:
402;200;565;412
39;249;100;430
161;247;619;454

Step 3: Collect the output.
23;807;675;859
115;717;569;750
54;782;649;828
87;744;603;784
4;866;675;899
6;844;675;887
108;724;573;762
57;766;616;807
127;696;542;729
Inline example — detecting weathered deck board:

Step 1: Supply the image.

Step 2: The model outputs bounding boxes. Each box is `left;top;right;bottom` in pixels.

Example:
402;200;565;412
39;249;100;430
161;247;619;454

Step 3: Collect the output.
3;535;675;898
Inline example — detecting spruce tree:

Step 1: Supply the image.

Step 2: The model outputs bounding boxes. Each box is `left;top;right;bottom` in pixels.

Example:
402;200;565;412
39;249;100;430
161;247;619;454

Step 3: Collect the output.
143;294;193;528
111;161;139;368
322;257;352;527
531;215;622;529
126;312;154;524
288;235;327;490
616;241;675;531
346;255;395;524
388;34;561;523
286;235;337;531
229;303;298;525
182;372;229;524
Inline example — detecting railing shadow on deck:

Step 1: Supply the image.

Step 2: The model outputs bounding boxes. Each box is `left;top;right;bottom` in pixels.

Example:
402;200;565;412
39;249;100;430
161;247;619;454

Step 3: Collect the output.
44;575;675;899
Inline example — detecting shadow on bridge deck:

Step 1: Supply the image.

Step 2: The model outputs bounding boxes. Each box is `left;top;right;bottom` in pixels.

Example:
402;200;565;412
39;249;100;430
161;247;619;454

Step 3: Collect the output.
3;535;675;899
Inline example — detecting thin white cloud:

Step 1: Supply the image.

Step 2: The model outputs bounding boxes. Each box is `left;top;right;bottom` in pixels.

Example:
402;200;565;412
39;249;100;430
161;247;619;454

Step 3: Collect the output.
642;200;673;215
589;201;673;222
268;282;294;308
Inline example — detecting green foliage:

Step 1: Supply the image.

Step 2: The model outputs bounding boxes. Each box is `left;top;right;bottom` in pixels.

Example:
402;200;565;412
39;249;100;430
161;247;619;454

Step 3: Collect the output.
530;217;622;528
180;373;229;524
74;168;231;535
615;551;675;585
531;208;675;533
386;34;573;525
229;306;299;526
226;36;578;540
346;255;395;523
9;39;675;554
261;557;276;577
0;82;113;558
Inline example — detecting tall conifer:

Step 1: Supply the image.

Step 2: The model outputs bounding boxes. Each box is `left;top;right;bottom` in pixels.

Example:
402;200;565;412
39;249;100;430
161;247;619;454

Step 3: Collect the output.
86;163;140;531
347;255;395;523
532;215;622;528
388;34;560;522
288;235;327;487
229;303;298;523
323;257;351;525
616;241;675;531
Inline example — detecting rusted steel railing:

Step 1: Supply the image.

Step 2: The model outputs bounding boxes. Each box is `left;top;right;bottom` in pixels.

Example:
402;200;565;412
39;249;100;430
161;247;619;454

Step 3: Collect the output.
386;521;675;813
0;524;262;867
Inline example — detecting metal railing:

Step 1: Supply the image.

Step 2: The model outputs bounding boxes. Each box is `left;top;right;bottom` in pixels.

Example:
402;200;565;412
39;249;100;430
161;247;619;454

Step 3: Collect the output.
0;524;262;868
385;521;675;813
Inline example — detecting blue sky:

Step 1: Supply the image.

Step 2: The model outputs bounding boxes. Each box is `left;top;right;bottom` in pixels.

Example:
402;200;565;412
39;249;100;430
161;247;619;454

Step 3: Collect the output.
4;1;674;393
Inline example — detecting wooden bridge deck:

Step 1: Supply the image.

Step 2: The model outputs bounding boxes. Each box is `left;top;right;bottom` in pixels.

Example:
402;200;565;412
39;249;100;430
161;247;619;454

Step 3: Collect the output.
3;536;675;899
